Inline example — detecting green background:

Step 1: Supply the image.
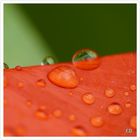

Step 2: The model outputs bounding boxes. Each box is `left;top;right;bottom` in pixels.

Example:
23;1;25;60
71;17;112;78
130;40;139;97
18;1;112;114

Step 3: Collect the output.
4;4;136;68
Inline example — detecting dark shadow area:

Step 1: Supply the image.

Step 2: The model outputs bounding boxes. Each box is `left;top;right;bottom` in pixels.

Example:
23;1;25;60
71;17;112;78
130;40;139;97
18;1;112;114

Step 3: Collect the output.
19;4;136;62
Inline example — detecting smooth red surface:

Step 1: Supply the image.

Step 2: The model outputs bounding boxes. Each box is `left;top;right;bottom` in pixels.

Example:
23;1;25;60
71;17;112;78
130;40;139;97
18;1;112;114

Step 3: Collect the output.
4;53;136;136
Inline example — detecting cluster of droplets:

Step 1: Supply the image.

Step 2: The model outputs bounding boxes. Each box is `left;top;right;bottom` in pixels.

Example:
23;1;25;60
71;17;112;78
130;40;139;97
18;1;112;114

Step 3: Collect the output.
4;49;137;136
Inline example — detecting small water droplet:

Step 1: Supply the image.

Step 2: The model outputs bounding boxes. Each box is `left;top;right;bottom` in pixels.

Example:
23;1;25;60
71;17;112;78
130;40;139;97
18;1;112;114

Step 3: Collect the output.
124;91;129;96
108;103;122;115
4;63;9;69
82;93;95;105
36;79;46;87
48;66;79;88
39;105;47;110
130;84;136;91
90;116;104;127
17;82;24;88
104;88;115;98
15;65;22;71
53;109;62;118
41;56;55;65
35;110;48;120
15;126;26;136
125;102;131;108
26;100;32;107
68;92;73;96
71;126;87;136
130;116;136;129
72;48;100;70
68;114;76;121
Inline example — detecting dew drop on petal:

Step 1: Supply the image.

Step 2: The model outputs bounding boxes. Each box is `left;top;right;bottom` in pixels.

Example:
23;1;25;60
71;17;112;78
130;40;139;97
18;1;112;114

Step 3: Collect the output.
71;126;87;136
15;65;22;71
124;91;129;96
82;93;95;105
68;114;76;121
39;105;47;110
4;63;9;69
53;109;62;118
72;48;100;70
104;88;115;98
130;84;136;91
130;116;136;129
17;82;24;88
48;66;79;88
15;126;26;136
35;110;48;120
125;102;131;108
90;116;104;127
26;100;32;107
41;56;55;65
36;79;46;87
108;103;122;115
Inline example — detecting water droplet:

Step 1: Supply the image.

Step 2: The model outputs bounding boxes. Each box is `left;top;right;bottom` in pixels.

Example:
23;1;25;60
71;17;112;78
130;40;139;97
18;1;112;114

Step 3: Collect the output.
15;126;26;136
130;116;136;129
108;103;122;115
48;66;79;88
26;100;32;107
4;63;9;69
36;79;46;87
39;105;47;110
15;65;22;71
53;109;62;118
35;110;48;120
125;102;131;108
72;48;100;70
68;114;76;121
71;126;87;136
104;88;115;98
90;116;104;127
124;92;129;96
17;82;24;88
41;56;55;65
68;92;73;96
82;93;95;105
130;84;136;91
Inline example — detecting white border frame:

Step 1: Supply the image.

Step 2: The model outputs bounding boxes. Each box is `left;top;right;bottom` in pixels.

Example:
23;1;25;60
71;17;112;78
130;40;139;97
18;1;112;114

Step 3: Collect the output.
0;0;139;140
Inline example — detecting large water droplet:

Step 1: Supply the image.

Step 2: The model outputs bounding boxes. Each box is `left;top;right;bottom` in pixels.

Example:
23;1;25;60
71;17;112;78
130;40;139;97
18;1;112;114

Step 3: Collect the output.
104;88;115;98
130;116;136;129
4;63;9;69
48;66;79;88
36;79;46;87
82;93;95;105
90;116;104;127
72;48;100;70
15;65;22;71
71;126;87;136
35;110;48;120
41;56;55;65
108;103;122;115
53;109;62;118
